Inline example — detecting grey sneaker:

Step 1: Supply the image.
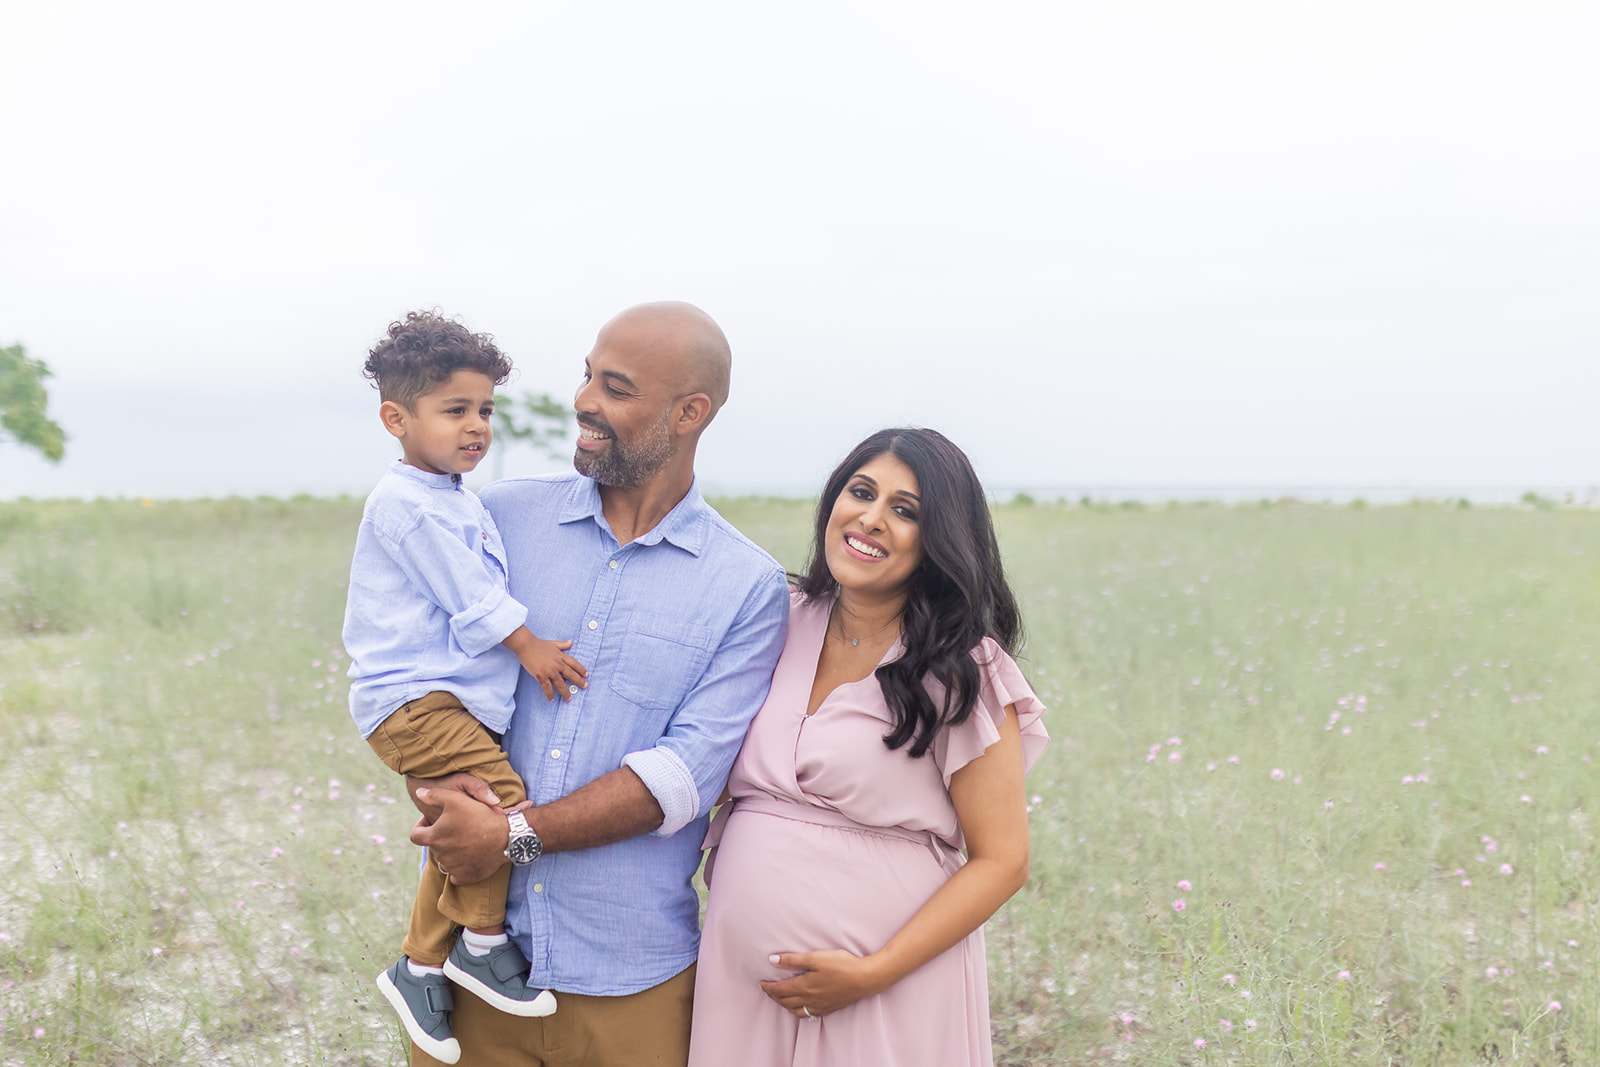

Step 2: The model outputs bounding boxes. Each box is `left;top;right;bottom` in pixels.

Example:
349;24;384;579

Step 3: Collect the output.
443;938;557;1017
376;958;461;1064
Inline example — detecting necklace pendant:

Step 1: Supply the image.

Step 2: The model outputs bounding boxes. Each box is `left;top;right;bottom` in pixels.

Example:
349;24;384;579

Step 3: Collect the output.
850;637;859;646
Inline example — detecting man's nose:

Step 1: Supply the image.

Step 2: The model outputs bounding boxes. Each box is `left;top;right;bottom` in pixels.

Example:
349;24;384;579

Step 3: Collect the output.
574;380;599;413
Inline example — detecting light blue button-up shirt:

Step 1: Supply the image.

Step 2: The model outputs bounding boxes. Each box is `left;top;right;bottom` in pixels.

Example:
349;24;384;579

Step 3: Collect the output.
480;471;789;996
343;461;529;738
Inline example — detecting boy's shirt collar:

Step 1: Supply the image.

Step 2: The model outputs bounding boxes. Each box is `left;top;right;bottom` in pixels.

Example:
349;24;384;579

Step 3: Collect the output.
390;459;463;491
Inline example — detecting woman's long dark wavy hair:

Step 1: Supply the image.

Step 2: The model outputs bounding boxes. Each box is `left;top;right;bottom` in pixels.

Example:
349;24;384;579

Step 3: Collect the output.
793;428;1022;758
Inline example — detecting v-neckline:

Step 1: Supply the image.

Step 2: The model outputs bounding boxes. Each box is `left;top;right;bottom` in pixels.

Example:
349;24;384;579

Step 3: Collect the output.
803;595;904;717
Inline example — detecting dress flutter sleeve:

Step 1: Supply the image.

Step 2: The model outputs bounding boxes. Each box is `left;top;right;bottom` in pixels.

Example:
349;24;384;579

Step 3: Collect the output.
931;638;1050;787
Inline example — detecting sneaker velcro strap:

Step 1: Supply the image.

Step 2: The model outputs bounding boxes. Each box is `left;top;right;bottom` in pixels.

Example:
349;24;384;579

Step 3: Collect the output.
489;949;526;984
425;983;455;1015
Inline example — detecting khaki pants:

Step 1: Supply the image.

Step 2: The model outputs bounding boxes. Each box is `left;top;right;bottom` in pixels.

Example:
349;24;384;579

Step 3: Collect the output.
410;964;695;1067
366;690;528;965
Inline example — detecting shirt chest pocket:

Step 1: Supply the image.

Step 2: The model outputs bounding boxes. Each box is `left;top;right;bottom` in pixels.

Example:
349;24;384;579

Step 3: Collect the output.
608;612;715;711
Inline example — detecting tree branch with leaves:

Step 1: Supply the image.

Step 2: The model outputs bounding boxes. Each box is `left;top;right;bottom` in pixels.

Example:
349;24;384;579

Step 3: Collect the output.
1;343;67;463
491;390;570;479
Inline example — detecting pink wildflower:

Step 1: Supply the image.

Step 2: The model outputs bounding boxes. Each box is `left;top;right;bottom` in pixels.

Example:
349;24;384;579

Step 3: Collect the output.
1270;768;1285;780
1177;880;1192;891
1336;970;1350;981
1500;863;1514;875
1172;899;1187;913
1194;1038;1206;1049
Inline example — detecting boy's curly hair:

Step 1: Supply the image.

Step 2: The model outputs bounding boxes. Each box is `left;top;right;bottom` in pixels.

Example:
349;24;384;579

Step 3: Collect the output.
363;310;513;410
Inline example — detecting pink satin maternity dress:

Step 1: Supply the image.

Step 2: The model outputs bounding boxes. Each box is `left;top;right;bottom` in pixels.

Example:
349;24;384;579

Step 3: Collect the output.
689;593;1049;1067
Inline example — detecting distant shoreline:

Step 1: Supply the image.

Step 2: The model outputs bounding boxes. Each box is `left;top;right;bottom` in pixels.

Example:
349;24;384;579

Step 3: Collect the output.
2;485;1596;507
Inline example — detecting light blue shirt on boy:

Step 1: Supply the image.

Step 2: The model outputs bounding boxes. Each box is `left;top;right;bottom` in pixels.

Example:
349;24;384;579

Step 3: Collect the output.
480;471;788;996
343;461;529;738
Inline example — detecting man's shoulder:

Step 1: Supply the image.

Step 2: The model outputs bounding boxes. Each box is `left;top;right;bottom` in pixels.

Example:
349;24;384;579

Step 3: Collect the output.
478;472;582;516
696;503;787;586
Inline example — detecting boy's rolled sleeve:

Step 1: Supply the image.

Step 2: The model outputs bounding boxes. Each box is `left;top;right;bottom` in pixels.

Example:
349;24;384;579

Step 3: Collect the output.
619;568;790;837
380;510;529;658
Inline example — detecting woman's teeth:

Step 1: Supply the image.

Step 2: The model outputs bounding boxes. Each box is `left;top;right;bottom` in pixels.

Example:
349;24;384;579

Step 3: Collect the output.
846;535;886;558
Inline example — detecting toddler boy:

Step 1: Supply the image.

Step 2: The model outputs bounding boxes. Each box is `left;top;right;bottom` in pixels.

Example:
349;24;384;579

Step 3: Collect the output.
342;311;584;1064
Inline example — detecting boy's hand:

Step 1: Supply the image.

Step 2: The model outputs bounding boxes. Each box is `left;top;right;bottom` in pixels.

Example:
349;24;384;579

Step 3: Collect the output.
521;637;589;702
503;626;589;702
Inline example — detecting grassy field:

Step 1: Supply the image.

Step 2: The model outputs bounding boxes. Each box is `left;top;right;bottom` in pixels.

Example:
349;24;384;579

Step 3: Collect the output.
1;496;1597;1065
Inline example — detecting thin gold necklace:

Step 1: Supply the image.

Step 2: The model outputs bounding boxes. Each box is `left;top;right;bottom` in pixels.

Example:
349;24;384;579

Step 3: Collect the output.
831;600;901;647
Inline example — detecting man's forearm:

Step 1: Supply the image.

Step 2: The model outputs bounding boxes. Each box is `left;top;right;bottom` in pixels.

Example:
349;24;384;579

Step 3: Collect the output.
408;766;670;885
525;766;665;853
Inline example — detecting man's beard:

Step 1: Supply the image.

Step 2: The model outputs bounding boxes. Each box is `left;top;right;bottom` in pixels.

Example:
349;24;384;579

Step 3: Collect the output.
573;409;676;489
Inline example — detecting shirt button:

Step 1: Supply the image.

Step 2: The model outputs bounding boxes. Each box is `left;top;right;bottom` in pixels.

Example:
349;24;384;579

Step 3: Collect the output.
567;684;578;695
550;749;562;759
533;883;543;893
609;559;618;569
482;532;488;541
587;620;598;630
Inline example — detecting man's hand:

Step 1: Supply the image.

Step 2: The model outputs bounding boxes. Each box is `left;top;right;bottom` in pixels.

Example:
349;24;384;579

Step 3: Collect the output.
406;772;503;824
407;773;513;884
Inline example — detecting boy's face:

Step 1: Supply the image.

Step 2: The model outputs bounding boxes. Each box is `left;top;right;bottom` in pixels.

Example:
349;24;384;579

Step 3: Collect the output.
381;369;497;476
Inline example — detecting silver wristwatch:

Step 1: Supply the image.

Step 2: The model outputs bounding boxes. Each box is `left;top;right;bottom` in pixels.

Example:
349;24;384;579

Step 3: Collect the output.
504;811;542;866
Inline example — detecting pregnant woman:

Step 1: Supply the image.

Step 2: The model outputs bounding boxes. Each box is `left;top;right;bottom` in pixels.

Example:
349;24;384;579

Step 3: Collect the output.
689;427;1049;1067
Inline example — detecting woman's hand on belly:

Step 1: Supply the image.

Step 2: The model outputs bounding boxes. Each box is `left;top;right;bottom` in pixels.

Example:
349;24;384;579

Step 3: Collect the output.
759;949;889;1019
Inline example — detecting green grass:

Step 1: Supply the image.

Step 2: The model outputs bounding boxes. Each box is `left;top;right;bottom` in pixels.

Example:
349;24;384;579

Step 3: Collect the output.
2;497;1597;1065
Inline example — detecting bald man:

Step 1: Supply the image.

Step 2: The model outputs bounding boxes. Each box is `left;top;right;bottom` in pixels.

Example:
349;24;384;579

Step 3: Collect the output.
407;303;789;1066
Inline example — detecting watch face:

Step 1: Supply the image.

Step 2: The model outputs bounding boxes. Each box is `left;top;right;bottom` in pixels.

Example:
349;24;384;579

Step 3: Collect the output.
507;831;541;865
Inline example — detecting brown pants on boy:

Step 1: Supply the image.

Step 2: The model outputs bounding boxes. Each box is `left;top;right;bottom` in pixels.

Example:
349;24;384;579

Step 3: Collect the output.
366;690;528;965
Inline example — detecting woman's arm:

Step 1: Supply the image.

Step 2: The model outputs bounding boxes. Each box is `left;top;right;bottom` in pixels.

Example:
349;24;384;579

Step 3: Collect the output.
759;704;1031;1018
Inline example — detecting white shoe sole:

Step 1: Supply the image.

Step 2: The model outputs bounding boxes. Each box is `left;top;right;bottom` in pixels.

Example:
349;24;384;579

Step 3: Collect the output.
376;969;462;1064
443;958;558;1017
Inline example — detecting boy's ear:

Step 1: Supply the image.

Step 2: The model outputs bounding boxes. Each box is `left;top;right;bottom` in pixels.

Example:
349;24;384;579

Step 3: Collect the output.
379;400;409;440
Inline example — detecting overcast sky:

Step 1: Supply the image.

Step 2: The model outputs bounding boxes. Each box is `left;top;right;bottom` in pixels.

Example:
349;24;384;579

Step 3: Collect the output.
3;0;1596;500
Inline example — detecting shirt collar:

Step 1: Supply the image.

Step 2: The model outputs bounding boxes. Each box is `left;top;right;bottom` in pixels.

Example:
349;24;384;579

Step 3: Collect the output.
557;474;709;556
389;460;462;491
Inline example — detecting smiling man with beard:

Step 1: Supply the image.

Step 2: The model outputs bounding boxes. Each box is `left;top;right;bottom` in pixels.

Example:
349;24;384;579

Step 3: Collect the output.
405;301;790;1067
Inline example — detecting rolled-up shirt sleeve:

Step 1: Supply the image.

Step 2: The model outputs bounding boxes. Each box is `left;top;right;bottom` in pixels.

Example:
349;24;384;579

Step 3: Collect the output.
621;568;790;837
378;510;529;658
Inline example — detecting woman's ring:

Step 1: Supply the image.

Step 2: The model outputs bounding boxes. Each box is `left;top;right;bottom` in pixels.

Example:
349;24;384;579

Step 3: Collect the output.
801;1006;813;1019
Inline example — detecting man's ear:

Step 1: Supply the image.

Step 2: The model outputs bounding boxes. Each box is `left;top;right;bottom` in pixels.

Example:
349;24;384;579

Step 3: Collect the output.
673;393;713;437
379;400;409;440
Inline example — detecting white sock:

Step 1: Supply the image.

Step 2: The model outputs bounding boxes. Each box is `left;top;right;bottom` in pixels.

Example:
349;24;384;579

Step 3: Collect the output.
406;958;445;978
462;930;508;957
